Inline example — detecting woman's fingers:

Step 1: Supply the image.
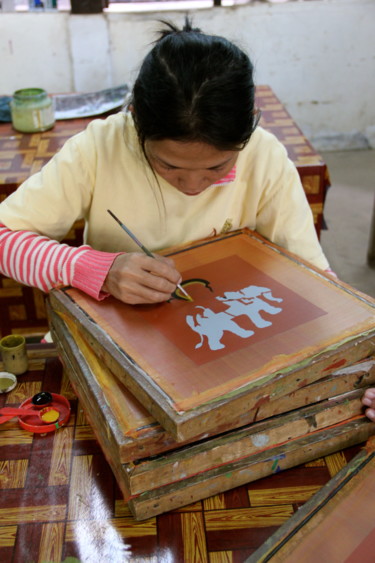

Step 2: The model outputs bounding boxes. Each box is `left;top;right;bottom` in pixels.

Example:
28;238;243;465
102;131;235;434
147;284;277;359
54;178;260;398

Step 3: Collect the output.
362;389;375;422
362;388;375;406
102;252;181;304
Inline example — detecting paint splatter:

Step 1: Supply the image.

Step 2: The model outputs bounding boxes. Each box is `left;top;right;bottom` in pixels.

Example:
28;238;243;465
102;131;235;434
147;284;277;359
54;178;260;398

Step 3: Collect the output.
251;433;270;448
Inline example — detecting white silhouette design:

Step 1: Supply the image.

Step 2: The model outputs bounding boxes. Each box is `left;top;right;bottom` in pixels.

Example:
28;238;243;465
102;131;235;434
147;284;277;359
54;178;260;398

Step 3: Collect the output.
186;307;254;350
216;285;283;328
186;285;283;351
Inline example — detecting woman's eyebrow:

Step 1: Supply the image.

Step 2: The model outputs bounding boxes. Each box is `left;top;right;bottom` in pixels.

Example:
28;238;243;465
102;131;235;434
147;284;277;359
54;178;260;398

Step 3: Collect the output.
207;157;233;170
154;155;234;170
151;154;179;168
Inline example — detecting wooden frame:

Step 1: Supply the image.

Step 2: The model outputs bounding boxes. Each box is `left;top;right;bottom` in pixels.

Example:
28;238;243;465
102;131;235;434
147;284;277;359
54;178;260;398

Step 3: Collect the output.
49;229;375;442
49;305;375;520
49;302;375;466
248;436;375;562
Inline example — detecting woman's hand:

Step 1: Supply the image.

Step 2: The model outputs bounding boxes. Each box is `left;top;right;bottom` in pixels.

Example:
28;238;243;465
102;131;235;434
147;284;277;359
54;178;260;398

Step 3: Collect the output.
362;388;375;422
102;252;182;304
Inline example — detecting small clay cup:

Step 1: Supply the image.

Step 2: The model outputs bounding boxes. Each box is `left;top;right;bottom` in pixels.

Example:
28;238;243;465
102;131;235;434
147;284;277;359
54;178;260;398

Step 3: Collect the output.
0;335;29;375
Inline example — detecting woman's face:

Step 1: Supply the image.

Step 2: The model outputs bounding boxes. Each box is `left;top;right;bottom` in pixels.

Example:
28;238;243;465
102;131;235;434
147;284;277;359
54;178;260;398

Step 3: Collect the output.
145;139;239;196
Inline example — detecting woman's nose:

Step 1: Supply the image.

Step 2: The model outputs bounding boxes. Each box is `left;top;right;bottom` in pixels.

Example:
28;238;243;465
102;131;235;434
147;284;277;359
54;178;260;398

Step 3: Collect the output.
178;171;206;192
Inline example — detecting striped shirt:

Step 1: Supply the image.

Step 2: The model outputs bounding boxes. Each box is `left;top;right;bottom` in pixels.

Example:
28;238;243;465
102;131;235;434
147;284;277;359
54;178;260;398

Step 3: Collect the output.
0;224;121;300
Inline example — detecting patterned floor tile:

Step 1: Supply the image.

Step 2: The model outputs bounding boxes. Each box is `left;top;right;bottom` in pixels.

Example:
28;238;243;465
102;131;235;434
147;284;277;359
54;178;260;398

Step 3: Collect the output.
0;345;365;562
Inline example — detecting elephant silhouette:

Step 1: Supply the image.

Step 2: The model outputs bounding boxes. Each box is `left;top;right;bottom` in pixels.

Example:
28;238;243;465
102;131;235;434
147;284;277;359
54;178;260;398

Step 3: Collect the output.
217;285;283;329
186;285;283;351
186;306;254;350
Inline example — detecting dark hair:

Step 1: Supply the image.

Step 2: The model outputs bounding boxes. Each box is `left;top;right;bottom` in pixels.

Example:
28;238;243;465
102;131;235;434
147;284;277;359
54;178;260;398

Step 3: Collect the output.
131;19;256;154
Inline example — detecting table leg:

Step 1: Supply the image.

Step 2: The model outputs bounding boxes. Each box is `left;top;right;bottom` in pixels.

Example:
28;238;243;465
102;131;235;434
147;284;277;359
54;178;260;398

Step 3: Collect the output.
367;195;375;269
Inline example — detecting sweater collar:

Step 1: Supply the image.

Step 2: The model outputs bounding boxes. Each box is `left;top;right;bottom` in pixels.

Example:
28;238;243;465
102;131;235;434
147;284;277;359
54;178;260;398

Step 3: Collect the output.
210;165;237;187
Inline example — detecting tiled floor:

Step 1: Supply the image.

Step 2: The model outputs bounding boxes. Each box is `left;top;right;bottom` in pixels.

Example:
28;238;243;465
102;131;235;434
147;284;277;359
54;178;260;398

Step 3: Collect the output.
0;346;369;563
320;149;375;298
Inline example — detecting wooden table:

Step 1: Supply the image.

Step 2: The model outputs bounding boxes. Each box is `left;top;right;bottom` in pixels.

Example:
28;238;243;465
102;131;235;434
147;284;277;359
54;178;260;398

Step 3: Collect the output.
255;85;330;236
368;194;375;268
0;343;368;562
0;85;330;337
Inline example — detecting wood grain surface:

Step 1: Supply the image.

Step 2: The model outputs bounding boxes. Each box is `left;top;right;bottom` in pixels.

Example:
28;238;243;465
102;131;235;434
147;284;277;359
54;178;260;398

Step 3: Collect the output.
49;229;375;441
48;305;375;520
1;344;373;560
248;436;375;562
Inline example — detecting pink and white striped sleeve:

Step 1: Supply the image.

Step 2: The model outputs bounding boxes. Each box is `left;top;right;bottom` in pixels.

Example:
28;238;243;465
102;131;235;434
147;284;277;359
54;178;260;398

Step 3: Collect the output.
0;224;122;300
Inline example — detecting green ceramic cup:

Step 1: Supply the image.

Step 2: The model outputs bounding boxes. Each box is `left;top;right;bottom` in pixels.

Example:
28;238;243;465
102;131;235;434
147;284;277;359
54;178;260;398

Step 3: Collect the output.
0;335;29;375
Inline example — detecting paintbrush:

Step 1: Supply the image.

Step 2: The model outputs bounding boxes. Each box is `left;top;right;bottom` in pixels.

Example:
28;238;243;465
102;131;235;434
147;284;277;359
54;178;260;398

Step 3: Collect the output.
107;209;193;302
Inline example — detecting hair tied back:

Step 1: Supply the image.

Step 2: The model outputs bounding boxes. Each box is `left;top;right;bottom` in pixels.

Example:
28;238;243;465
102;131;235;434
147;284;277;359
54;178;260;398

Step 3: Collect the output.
156;17;202;41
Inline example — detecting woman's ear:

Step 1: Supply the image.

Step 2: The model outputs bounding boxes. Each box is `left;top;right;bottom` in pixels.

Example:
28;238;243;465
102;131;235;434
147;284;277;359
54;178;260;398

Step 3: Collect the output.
128;103;134;113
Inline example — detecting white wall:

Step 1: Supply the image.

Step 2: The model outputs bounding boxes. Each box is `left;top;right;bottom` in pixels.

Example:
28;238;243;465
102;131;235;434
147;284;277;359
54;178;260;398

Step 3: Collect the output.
1;0;374;149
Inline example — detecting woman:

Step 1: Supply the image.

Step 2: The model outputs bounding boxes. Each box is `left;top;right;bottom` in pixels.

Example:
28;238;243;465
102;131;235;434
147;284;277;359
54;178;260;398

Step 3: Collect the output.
0;19;331;306
362;389;375;421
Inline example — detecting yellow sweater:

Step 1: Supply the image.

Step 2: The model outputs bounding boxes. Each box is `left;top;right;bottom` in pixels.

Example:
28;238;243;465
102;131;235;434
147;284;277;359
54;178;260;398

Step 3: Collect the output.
0;112;329;270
